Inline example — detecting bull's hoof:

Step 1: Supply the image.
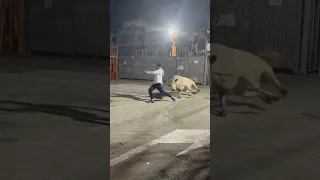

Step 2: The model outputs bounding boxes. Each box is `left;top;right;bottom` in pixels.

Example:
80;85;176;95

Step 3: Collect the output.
270;95;281;102
262;95;280;104
215;110;227;117
263;98;273;104
281;88;289;97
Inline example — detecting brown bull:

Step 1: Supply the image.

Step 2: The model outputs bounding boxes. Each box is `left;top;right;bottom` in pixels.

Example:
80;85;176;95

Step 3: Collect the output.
210;44;289;117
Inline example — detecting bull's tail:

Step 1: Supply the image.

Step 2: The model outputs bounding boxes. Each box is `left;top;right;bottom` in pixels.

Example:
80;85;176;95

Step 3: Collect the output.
262;65;289;97
189;77;200;92
190;77;198;83
259;51;280;66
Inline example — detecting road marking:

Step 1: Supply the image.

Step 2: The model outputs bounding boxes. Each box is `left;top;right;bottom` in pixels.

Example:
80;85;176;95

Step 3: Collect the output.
110;129;210;167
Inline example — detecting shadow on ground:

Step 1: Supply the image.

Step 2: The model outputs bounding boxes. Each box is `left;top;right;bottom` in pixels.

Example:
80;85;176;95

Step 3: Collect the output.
0;101;109;125
211;96;266;116
111;93;173;102
0;55;108;75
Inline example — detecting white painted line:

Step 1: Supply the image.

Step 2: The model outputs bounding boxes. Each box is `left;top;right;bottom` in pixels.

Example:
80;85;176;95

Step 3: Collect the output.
110;129;210;167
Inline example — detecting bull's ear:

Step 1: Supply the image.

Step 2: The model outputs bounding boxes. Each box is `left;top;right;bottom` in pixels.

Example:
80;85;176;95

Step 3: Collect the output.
174;79;178;82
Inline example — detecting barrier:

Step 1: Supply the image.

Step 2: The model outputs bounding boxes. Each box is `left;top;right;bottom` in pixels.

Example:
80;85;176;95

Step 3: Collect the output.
110;45;118;80
118;56;210;85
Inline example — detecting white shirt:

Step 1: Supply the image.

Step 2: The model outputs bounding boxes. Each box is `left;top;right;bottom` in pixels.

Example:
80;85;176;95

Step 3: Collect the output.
145;68;164;84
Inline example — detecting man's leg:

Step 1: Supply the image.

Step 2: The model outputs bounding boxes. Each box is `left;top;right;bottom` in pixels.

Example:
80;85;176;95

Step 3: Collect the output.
148;84;156;103
155;83;175;102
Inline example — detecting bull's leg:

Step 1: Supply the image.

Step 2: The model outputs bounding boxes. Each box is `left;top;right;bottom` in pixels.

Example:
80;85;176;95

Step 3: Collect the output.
253;87;281;103
246;76;281;103
216;94;227;117
177;90;182;98
186;85;198;94
263;66;289;97
242;90;273;104
192;83;200;92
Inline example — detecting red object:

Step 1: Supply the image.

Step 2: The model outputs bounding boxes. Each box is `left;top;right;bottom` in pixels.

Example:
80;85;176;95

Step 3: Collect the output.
0;0;25;55
110;45;118;80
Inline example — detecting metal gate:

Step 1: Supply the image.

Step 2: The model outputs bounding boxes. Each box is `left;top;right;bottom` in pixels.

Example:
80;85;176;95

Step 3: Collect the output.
110;45;118;80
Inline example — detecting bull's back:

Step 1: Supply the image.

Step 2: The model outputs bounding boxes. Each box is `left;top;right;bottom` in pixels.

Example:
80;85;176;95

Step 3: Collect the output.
173;75;195;85
210;44;266;94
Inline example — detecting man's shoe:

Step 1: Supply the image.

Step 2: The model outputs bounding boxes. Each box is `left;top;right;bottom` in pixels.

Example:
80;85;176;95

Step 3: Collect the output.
148;99;155;103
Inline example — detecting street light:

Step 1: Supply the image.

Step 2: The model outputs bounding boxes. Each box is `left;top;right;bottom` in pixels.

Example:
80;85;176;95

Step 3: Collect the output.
168;28;178;36
167;28;178;57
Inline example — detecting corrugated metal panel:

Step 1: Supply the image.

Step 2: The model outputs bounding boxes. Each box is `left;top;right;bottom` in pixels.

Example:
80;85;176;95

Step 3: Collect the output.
212;0;303;70
212;0;250;50
72;0;109;56
26;0;109;56
27;0;71;54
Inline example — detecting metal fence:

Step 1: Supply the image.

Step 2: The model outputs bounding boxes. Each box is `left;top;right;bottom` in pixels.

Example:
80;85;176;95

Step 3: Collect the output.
118;56;210;85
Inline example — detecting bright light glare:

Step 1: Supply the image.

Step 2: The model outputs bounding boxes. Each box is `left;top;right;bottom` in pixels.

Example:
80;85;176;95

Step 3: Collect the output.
168;28;178;36
168;28;175;35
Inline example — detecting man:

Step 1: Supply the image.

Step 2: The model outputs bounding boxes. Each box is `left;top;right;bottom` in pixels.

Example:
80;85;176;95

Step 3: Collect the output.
188;37;193;55
145;63;176;103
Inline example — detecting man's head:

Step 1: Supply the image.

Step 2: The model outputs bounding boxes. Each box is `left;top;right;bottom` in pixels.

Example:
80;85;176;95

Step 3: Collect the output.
157;63;162;69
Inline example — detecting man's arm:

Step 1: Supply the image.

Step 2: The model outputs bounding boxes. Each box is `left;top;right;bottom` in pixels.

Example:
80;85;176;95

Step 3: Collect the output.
145;69;161;75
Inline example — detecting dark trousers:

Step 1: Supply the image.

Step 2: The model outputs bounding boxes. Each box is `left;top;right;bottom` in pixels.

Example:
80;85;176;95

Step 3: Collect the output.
148;83;172;99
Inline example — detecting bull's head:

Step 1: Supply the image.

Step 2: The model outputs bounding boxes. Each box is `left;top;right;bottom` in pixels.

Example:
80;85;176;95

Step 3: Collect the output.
168;78;179;91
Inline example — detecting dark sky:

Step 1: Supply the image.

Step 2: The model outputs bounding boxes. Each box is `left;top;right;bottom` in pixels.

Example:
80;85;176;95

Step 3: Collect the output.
110;0;210;30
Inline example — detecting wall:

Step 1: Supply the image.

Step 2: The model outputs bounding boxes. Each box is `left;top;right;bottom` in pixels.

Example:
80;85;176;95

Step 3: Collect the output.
26;0;109;56
211;0;303;70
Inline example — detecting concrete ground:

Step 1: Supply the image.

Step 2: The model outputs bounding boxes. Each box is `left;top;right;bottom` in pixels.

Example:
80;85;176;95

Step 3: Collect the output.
3;55;320;180
0;56;109;180
211;74;320;180
111;74;320;180
110;80;210;180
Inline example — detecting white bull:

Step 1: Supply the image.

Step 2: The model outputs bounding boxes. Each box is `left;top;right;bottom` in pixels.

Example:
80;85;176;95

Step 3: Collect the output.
168;75;200;98
210;43;289;117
